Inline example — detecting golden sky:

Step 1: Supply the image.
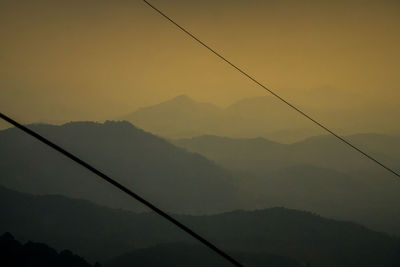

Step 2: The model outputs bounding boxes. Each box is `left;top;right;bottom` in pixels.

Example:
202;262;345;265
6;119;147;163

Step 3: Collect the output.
1;0;399;125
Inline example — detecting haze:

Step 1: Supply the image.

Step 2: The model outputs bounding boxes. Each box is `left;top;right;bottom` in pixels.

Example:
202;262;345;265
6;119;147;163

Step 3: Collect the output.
2;2;400;266
1;0;399;133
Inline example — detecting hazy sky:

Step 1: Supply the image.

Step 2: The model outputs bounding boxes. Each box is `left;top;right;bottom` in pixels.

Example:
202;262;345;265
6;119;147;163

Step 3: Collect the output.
1;0;399;125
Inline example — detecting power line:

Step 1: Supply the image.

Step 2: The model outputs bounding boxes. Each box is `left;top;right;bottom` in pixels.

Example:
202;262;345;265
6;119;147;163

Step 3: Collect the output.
0;112;244;267
142;0;400;180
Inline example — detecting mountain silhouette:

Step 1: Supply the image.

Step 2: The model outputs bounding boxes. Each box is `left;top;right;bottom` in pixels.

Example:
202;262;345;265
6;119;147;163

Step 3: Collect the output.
0;232;98;267
0;121;241;214
120;95;225;139
173;134;400;234
1;187;400;267
173;133;400;173
119;94;400;143
120;95;316;142
2;121;400;234
105;242;303;267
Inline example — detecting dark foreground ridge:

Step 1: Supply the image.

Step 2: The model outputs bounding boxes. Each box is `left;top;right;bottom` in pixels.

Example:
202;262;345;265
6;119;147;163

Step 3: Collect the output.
1;186;400;267
0;232;99;267
0;114;242;266
105;242;303;267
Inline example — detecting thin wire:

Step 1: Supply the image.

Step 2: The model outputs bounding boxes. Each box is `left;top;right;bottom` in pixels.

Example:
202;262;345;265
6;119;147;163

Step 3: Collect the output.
142;0;400;180
0;112;244;267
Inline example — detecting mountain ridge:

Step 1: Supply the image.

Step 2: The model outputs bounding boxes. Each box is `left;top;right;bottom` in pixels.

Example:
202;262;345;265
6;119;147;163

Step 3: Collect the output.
0;120;242;214
2;186;400;267
119;94;400;142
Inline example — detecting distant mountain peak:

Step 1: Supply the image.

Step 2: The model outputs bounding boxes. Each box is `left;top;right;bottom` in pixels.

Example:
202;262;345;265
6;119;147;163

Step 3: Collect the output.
165;95;216;108
170;94;193;102
147;94;221;109
133;95;199;112
25;120;139;132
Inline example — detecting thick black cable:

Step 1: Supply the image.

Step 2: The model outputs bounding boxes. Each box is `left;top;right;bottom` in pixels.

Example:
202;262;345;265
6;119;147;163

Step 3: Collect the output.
0;112;244;267
142;0;400;180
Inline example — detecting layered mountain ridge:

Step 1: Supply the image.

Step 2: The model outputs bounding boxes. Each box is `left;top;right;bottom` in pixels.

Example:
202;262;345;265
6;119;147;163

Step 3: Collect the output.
2;186;400;267
120;94;400;143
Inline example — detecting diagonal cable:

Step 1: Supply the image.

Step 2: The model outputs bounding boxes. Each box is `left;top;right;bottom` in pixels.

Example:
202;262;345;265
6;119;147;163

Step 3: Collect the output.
0;112;244;267
142;0;400;179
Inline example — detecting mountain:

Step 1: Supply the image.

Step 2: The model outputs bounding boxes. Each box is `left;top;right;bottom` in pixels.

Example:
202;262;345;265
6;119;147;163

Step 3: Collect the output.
0;186;182;262
173;133;400;173
120;95;225;139
173;134;400;234
2;121;400;234
235;165;400;235
119;94;400;143
105;243;303;267
0;121;241;214
173;135;287;172
290;133;400;172
120;95;318;142
1;187;400;267
0;232;98;267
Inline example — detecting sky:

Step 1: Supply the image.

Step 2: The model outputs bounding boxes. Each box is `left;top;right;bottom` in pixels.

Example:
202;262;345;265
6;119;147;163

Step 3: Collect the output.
1;0;399;127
